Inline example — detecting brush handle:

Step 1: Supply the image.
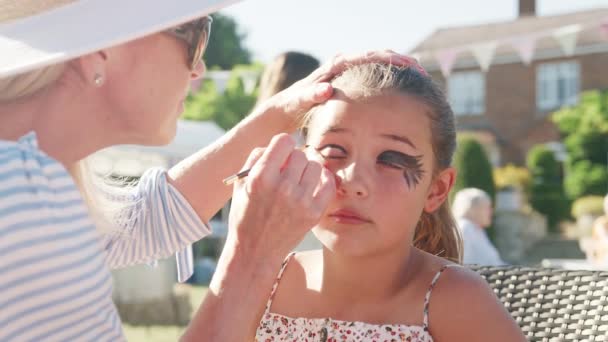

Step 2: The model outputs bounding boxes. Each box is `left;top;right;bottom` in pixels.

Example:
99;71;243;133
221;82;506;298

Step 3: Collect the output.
222;145;311;186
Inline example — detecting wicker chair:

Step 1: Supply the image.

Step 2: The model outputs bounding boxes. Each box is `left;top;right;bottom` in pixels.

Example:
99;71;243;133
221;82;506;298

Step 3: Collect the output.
469;265;608;341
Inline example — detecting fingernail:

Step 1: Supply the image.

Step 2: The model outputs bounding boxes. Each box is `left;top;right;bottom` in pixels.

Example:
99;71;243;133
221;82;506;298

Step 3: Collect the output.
315;83;333;97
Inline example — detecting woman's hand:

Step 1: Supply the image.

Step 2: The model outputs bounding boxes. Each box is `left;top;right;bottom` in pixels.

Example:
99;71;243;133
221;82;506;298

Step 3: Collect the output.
182;134;335;342
227;133;336;259
255;50;424;130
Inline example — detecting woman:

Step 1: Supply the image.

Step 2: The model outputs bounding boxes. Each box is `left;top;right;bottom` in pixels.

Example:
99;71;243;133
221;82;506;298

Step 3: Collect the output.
0;0;418;340
452;188;505;265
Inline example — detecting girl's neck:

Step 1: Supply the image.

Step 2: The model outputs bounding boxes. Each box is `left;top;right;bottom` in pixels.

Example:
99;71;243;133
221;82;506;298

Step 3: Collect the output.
320;245;420;304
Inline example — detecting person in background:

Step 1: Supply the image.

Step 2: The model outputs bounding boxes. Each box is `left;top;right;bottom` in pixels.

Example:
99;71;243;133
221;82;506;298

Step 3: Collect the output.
453;188;506;265
256;51;321;106
587;194;608;266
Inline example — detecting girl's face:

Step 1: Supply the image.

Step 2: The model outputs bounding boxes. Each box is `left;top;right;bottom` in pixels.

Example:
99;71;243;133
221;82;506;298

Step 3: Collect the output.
306;91;454;257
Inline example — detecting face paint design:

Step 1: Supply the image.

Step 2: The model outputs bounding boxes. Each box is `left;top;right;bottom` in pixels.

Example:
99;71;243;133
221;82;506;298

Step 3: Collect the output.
315;144;425;189
377;151;424;188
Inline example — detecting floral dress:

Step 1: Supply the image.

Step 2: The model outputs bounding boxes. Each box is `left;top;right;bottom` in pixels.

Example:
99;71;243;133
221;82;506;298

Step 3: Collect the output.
255;253;458;342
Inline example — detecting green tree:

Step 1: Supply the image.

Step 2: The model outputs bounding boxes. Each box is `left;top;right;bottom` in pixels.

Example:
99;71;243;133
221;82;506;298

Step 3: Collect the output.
526;145;569;231
552;90;608;199
182;79;220;122
451;137;496;203
205;13;251;70
182;64;263;130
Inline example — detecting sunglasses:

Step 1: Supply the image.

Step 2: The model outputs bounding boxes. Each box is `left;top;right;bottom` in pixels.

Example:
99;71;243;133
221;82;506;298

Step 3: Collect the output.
166;16;213;70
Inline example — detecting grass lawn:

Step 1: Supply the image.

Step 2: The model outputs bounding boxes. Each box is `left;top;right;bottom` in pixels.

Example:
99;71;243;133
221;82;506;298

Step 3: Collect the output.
122;285;208;342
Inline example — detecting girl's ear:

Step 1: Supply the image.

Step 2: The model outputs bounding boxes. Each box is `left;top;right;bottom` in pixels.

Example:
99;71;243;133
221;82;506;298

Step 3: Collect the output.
424;167;456;213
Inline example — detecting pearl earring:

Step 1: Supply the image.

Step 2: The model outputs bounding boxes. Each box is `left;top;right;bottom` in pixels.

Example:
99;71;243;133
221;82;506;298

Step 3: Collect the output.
93;73;104;86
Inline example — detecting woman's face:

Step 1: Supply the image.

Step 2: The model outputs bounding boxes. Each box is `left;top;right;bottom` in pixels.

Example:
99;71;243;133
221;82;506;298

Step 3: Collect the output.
473;199;493;228
306;91;453;257
102;32;204;145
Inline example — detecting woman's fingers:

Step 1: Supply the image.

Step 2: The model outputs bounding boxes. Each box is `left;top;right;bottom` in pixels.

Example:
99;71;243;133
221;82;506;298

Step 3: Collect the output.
281;149;309;185
298;161;323;199
309;50;427;83
247;133;295;186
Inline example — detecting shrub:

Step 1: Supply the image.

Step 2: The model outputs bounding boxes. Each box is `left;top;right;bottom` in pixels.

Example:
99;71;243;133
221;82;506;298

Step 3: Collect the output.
526;145;569;231
571;195;605;219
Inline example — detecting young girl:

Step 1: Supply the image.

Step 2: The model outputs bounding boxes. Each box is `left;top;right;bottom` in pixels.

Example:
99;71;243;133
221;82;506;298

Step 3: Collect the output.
254;64;525;341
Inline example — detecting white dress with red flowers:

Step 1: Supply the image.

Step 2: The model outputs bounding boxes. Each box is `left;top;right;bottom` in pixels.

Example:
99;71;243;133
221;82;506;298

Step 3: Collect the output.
255;253;457;342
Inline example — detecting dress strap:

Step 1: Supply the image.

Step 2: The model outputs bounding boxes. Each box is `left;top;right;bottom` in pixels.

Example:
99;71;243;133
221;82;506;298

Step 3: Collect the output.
263;252;296;314
422;264;461;331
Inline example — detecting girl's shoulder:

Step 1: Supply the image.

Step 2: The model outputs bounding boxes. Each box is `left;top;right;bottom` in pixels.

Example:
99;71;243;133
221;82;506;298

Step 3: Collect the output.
416;251;525;341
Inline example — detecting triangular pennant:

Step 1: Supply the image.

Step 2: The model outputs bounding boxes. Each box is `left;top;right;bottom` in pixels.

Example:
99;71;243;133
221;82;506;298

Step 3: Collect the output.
552;24;581;56
510;36;537;65
600;18;608;40
435;48;460;77
471;42;497;71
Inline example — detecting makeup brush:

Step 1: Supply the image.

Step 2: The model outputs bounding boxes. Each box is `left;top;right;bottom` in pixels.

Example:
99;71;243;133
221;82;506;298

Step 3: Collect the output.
222;145;311;185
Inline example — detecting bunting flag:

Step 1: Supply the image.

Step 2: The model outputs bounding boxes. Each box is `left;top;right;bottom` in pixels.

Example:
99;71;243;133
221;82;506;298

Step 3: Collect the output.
510;36;536;65
472;42;498;71
435;48;460;77
552;24;581;56
600;18;608;39
421;18;608;77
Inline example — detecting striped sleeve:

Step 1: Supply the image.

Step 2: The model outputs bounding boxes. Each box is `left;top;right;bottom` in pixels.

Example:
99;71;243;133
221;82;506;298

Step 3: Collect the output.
102;168;212;282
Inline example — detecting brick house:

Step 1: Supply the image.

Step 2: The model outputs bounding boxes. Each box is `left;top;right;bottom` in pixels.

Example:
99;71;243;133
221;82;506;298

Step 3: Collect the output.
410;0;608;165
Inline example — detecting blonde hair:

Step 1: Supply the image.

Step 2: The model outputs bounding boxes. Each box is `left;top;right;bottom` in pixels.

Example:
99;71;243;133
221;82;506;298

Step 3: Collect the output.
1;64;131;235
300;63;462;262
0;63;66;102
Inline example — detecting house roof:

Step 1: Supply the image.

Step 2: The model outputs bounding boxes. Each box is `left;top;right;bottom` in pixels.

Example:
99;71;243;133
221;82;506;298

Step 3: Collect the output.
410;8;608;66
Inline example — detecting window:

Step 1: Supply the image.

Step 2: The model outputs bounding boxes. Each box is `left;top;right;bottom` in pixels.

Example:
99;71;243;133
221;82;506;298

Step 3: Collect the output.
447;71;485;116
536;61;580;111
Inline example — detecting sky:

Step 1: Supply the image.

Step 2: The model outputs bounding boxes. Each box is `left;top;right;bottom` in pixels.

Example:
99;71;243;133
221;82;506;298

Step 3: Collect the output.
221;0;608;63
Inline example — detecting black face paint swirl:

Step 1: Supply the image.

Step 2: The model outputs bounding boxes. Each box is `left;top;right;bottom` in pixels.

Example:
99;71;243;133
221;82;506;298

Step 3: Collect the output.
377;151;424;188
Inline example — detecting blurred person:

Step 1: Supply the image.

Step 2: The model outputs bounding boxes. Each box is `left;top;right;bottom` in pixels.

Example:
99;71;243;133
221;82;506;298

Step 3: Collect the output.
453;188;505;265
256;51;321;105
587;194;608;266
0;1;418;340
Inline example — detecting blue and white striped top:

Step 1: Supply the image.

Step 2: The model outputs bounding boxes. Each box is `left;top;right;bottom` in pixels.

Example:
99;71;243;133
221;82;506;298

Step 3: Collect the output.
0;132;212;341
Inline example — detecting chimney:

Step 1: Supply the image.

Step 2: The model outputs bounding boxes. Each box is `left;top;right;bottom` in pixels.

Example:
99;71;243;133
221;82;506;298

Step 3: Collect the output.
518;0;536;17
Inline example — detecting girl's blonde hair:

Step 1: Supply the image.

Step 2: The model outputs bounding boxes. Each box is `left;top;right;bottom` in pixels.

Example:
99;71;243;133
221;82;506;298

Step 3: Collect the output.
300;63;462;262
1;63;132;235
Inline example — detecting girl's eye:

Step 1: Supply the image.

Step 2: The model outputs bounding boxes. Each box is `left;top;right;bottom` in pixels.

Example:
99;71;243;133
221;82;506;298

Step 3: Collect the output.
377;151;425;188
378;151;408;169
316;144;347;159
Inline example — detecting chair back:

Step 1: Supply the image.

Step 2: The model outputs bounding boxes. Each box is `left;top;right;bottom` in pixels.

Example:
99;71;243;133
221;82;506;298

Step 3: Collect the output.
470;265;608;341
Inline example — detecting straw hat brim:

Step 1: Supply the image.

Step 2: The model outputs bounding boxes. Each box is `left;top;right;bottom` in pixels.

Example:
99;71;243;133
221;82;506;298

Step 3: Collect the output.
0;0;240;78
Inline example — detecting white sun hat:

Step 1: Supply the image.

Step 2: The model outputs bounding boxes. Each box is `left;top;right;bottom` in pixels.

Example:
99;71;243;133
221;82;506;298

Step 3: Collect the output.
0;0;241;78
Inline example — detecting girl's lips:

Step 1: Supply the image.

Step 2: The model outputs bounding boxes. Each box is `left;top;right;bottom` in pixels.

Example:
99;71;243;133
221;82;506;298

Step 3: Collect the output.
328;208;372;224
